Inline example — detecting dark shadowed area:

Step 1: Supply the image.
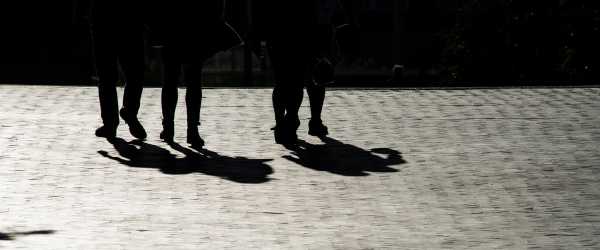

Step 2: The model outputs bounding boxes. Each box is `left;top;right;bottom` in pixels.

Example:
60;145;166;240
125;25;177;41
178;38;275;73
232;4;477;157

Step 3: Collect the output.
284;137;405;176
0;230;56;241
99;138;274;184
0;0;596;85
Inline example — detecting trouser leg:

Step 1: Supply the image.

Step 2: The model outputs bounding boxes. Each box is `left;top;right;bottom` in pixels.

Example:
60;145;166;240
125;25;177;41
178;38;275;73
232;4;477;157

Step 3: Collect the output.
161;47;180;124
94;31;119;127
120;32;145;117
182;63;204;129
268;40;305;126
272;85;286;126
306;83;325;121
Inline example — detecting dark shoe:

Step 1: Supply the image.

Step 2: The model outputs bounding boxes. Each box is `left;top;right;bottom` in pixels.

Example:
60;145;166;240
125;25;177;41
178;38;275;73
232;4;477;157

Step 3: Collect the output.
272;126;287;144
286;126;298;144
95;125;117;139
273;117;300;145
285;116;300;144
120;108;147;140
308;119;328;137
160;120;174;143
272;126;297;145
187;128;205;148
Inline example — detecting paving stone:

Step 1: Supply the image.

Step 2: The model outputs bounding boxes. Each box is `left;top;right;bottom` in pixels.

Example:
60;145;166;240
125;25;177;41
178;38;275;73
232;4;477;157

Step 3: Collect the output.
1;85;599;249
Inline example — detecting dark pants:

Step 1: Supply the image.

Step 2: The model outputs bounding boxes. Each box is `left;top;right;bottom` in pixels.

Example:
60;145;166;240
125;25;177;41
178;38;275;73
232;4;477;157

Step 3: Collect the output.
93;27;144;127
268;26;332;127
161;47;206;129
268;37;310;127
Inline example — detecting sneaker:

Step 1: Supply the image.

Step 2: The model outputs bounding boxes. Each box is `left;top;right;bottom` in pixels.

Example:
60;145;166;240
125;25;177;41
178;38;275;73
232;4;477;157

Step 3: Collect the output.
308;119;328;137
95;125;117;138
120;108;147;140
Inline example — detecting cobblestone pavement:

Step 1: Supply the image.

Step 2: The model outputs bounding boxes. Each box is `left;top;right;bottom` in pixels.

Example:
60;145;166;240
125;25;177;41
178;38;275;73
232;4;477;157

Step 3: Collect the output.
1;85;600;249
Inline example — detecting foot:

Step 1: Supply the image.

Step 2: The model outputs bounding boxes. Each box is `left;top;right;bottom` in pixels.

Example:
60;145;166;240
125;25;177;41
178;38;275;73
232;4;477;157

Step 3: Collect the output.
187;128;205;148
308;119;328;137
272;117;300;145
160;120;174;143
120;108;147;140
95;125;117;139
272;126;287;144
286;116;300;142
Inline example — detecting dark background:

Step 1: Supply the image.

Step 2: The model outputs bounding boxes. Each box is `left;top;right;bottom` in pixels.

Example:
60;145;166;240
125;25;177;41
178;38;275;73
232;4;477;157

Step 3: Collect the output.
0;0;597;86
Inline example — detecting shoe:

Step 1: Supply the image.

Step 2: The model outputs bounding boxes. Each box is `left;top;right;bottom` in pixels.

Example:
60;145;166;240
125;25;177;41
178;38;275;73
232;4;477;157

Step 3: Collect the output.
272;117;300;145
187;128;205;148
95;125;117;138
286;116;300;140
272;125;297;145
272;126;286;144
120;108;147;140
160;120;174;143
308;119;328;137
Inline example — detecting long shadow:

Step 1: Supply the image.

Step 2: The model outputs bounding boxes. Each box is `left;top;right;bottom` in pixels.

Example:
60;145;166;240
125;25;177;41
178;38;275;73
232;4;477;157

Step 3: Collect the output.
0;230;55;240
98;138;273;184
283;136;406;176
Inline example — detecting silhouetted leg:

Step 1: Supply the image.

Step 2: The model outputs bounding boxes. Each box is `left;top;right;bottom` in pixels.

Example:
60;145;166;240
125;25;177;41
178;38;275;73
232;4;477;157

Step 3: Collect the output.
284;82;304;127
272;86;286;125
182;63;205;148
270;82;288;144
269;40;304;123
280;79;303;144
308;56;334;121
306;83;329;136
282;42;308;134
94;30;119;137
119;31;147;139
268;40;303;144
160;47;180;142
306;84;324;121
307;24;334;137
267;42;286;127
120;32;144;118
307;57;332;137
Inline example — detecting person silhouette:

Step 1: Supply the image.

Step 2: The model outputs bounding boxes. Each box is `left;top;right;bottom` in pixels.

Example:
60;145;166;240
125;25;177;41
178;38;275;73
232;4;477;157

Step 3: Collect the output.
251;1;320;144
90;0;147;139
254;0;356;144
310;0;358;137
149;0;241;148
